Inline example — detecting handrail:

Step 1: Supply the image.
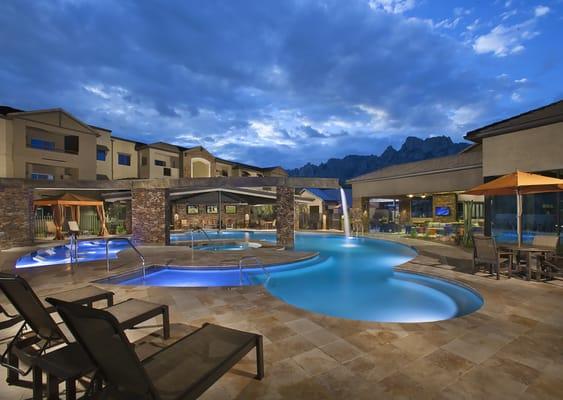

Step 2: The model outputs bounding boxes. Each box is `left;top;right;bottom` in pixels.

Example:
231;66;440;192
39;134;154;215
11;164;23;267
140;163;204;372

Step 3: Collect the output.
238;256;270;286
192;227;211;242
105;237;146;278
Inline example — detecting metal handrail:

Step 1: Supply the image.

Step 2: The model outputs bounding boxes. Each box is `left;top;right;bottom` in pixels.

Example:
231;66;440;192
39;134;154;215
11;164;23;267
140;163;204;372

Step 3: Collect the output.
105;237;146;278
192;227;212;242
238;256;270;286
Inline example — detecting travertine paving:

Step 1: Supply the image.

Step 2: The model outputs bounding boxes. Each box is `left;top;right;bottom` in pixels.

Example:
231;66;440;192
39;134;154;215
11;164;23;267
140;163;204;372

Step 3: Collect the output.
0;238;562;399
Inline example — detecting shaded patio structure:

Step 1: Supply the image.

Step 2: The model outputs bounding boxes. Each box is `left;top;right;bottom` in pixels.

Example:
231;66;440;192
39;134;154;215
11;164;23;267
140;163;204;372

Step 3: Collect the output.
32;193;109;239
466;170;563;247
0;176;340;249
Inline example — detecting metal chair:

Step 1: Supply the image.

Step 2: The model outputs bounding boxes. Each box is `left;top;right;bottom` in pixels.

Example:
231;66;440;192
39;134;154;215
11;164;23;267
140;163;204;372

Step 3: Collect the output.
48;298;264;400
472;235;513;280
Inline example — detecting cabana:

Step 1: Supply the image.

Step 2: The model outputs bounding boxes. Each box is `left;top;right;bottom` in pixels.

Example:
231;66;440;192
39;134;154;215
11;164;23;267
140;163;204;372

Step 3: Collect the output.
33;193;109;239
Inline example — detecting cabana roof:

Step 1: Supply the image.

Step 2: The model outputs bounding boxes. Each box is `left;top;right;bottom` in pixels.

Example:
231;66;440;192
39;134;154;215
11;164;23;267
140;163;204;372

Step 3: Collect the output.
33;193;103;207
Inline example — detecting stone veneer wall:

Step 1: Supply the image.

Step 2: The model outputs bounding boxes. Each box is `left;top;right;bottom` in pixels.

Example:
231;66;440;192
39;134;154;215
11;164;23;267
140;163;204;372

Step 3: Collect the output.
131;188;170;245
0;184;34;249
276;186;295;249
432;193;457;223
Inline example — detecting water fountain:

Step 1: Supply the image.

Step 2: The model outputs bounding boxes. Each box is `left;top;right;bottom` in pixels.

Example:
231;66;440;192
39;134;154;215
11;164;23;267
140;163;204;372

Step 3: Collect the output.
340;187;351;238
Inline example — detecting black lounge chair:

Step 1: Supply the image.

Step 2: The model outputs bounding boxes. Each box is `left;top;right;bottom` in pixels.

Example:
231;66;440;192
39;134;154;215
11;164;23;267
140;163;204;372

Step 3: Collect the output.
1;284;115;330
47;298;265;400
0;273;170;399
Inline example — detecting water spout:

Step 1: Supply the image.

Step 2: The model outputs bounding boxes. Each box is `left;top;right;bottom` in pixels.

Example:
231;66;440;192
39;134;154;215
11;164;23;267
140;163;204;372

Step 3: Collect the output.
340;187;351;238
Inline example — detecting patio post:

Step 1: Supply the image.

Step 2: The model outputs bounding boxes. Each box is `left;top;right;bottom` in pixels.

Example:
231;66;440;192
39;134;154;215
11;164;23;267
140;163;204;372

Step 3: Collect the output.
276;185;295;249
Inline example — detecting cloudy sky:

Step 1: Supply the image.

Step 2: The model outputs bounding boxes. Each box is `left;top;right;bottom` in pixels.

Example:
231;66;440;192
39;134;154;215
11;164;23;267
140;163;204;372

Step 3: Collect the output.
1;0;561;168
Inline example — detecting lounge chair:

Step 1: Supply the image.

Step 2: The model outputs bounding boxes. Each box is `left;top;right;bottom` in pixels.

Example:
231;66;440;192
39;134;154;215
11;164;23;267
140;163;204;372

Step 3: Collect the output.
0;284;114;330
472;235;513;280
0;273;170;399
48;298;264;400
45;220;57;239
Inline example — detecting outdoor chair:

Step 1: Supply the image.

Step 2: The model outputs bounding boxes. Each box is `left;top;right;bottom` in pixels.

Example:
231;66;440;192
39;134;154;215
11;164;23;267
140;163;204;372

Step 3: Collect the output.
47;298;265;400
0;273;170;399
536;253;562;281
45;220;57;239
531;235;559;250
472;235;513;280
0;284;114;331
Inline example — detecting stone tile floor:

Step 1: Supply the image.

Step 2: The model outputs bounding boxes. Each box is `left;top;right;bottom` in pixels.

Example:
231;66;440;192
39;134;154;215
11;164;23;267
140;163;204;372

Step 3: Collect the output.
0;238;562;399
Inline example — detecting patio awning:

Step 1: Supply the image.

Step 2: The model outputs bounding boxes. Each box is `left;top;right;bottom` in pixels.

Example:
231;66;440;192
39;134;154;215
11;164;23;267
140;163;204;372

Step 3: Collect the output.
33;193;103;207
464;170;563;246
102;187;314;204
464;170;563;196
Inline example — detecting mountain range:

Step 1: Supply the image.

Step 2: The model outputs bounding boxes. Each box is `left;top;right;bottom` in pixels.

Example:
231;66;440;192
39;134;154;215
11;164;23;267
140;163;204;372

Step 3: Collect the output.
287;136;470;185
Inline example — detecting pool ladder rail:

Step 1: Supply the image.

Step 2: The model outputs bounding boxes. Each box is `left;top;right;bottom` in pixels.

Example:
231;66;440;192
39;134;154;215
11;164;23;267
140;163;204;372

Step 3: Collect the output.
188;228;212;259
105;237;146;279
238;256;271;286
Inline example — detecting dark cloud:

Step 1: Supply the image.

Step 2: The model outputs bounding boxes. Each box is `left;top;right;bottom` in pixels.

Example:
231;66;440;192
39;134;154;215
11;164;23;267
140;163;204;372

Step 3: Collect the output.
0;0;556;168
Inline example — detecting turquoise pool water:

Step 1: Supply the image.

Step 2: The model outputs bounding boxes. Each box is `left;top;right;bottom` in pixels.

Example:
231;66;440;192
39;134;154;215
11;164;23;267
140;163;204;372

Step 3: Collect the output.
15;240;129;268
119;232;484;323
17;231;483;322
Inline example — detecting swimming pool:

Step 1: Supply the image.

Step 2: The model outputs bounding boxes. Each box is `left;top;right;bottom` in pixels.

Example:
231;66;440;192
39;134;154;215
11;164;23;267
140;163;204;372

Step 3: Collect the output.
15;240;129;268
192;242;262;251
110;232;484;323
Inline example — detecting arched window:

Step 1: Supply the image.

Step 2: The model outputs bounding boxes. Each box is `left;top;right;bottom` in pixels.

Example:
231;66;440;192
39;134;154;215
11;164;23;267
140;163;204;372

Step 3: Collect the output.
191;158;211;178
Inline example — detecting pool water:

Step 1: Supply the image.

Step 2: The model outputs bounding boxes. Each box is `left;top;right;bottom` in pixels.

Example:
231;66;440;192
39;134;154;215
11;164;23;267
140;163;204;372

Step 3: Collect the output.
192;242;261;251
121;232;484;323
17;231;483;323
15;240;129;268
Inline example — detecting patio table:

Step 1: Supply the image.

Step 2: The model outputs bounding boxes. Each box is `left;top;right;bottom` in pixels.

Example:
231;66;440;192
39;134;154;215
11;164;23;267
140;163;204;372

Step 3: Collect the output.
498;244;555;281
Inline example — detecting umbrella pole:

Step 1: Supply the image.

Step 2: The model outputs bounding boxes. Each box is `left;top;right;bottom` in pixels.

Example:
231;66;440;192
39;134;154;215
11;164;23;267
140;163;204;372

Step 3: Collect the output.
516;190;522;247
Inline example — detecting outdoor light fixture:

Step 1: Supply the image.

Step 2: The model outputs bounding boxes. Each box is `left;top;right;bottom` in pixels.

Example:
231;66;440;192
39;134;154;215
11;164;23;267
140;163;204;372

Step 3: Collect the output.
421;194;427;198
407;194;413;198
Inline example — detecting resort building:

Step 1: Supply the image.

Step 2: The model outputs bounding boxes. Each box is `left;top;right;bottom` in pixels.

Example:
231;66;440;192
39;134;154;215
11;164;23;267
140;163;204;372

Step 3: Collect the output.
349;144;484;237
297;188;352;230
0;106;287;181
349;99;563;248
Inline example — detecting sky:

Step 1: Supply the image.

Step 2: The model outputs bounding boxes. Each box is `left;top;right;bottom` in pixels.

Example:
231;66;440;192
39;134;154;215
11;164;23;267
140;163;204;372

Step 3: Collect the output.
1;0;562;169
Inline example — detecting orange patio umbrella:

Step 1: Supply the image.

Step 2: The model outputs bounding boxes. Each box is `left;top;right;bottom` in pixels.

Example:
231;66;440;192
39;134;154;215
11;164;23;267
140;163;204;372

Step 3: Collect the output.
465;170;563;246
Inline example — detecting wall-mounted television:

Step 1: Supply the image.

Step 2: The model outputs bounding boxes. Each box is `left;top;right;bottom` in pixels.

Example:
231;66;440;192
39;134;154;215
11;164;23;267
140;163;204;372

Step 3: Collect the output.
435;206;451;217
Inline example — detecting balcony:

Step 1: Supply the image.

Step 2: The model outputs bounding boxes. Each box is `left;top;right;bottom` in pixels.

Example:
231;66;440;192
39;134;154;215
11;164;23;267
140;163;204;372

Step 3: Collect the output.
26;128;79;155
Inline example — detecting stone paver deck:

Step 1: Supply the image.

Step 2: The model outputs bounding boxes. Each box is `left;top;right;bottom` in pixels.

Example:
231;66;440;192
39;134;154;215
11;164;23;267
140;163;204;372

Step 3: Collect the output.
0;236;562;399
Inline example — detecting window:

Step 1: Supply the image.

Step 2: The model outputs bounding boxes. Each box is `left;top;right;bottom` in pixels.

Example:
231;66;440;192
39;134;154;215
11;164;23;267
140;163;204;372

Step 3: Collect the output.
31;172;54;180
187;205;199;214
155;159;166;167
163;167;171;176
30;138;55;151
411;197;433;218
96;149;107;161
118;153;131;166
457;202;485;220
64;135;79;154
206;205;218;214
225;205;236;214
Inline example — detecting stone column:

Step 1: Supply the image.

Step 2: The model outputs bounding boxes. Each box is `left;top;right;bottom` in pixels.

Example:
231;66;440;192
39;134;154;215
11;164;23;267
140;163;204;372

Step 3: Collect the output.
131;188;170;245
0;183;34;249
124;200;132;234
276;185;295;249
